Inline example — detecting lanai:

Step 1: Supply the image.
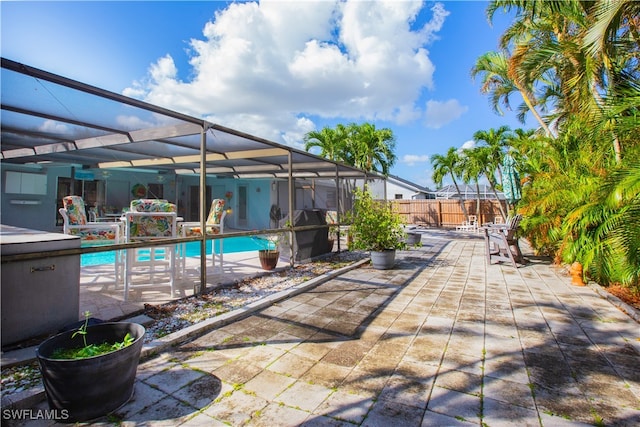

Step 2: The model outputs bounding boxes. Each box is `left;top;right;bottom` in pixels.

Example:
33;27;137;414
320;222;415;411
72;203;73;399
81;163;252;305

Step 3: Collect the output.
1;57;384;290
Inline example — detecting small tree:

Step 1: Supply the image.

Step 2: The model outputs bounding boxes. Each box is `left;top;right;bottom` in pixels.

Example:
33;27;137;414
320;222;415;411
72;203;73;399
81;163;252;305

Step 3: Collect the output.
348;188;406;252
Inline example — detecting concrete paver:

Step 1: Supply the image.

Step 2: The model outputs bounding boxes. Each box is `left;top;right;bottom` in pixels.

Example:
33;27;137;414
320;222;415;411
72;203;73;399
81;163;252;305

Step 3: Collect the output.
3;230;640;426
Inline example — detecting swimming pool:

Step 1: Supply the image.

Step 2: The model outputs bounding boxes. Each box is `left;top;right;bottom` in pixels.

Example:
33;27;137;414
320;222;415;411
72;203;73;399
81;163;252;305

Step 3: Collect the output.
80;236;262;267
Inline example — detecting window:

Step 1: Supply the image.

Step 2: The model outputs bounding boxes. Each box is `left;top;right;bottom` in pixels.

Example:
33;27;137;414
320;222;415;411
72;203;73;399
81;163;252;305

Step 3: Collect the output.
394;194;403;199
147;183;164;199
4;171;47;195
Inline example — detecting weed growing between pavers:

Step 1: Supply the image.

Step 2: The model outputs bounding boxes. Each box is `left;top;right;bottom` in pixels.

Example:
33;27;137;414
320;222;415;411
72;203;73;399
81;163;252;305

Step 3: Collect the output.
0;361;40;394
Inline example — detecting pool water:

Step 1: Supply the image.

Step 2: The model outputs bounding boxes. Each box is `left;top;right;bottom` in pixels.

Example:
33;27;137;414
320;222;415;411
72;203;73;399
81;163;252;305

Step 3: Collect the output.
81;236;262;267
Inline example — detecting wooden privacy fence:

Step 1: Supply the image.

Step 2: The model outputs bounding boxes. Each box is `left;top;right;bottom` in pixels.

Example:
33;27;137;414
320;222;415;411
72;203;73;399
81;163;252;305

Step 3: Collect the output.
389;199;508;228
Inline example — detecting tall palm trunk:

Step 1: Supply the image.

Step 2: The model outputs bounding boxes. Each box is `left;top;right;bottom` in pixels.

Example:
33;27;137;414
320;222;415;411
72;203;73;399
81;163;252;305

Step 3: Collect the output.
515;82;556;138
485;173;508;220
451;175;469;219
475;181;481;217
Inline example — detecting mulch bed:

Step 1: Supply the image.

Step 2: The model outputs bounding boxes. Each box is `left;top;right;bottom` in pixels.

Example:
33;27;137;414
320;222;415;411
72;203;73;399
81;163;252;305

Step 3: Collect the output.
605;285;640;310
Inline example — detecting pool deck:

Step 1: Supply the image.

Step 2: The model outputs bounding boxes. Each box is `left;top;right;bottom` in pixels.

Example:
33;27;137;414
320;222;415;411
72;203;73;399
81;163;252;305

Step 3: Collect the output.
3;228;639;426
80;248;276;321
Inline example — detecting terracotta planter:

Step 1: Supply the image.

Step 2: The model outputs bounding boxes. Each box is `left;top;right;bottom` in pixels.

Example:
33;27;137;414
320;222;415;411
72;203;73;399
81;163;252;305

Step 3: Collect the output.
259;250;279;270
570;262;585;286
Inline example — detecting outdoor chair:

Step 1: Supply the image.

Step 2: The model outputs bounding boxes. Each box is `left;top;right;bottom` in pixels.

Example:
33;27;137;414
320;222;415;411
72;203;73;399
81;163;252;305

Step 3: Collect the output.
456;215;478;232
178;198;226;274
483;214;524;268
59;195;123;283
122;199;178;301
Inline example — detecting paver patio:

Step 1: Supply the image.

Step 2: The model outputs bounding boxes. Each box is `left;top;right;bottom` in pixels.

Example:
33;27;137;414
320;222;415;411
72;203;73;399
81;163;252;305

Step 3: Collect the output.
4;230;639;426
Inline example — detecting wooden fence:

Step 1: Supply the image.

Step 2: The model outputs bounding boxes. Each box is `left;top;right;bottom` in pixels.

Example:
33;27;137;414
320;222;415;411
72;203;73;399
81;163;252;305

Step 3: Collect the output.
389;199;508;228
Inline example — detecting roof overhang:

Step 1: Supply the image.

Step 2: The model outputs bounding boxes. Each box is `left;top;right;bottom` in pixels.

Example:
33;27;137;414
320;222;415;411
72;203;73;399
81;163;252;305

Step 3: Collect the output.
1;58;383;181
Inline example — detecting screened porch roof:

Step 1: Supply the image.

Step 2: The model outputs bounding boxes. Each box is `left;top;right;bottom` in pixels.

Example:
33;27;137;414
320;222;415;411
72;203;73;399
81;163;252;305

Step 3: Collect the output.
1;58;382;181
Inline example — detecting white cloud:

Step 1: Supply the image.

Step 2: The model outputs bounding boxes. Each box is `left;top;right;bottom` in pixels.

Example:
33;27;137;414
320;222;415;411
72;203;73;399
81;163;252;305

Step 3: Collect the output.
39;119;68;133
124;0;449;146
424;99;468;129
401;154;430;166
460;139;476;151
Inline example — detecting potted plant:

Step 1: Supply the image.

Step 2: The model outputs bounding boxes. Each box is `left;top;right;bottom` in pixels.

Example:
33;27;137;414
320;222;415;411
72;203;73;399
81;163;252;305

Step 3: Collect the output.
327;224;339;252
347;188;406;269
35;312;145;422
324;211;339;252
405;230;421;246
251;233;282;270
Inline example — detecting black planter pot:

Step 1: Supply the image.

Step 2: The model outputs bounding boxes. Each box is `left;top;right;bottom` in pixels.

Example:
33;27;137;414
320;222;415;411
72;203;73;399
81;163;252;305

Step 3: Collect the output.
35;322;145;423
327;238;335;252
259;250;279;270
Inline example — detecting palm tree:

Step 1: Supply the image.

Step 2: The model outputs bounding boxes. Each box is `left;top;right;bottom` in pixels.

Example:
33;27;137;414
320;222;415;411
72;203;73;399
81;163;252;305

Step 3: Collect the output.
472;126;512;186
583;0;640;163
431;147;469;219
471;50;555;137
304;123;397;176
459;148;485;218
583;0;640;64
487;0;628;162
347;123;397;176
561;158;640;287
469;145;509;221
303;124;349;162
482;0;640;291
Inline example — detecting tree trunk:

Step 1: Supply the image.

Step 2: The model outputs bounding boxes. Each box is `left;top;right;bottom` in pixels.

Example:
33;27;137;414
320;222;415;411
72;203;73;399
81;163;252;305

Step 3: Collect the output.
451;176;469;219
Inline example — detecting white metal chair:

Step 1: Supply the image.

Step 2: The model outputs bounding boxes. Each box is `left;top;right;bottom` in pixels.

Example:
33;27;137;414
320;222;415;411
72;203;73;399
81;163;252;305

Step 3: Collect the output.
59;195;123;283
456;215;478;232
178;199;226;274
122;199;178;301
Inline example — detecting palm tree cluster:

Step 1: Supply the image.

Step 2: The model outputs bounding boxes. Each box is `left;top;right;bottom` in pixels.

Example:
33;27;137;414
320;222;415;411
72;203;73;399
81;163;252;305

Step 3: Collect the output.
303;122;397;176
431;126;530;223
469;0;639;290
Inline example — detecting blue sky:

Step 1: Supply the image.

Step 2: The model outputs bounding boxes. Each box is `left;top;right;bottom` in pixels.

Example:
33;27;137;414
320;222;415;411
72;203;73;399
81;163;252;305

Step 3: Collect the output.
1;1;530;189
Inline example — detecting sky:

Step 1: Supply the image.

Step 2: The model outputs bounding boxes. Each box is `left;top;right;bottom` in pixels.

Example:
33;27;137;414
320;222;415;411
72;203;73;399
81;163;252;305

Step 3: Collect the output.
1;0;530;189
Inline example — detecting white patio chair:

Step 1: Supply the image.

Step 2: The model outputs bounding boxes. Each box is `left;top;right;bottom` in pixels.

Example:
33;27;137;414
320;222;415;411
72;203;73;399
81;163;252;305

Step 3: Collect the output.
178;198;226;275
59;195;123;283
122;199;178;301
456;215;478;232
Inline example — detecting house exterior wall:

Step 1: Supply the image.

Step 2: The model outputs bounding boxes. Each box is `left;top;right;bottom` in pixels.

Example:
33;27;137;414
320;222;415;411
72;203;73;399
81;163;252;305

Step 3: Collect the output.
361;178;427;200
1;164;359;234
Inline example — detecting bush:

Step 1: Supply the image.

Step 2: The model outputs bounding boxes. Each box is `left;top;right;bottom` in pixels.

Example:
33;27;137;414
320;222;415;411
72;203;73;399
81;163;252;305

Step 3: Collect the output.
348;188;406;252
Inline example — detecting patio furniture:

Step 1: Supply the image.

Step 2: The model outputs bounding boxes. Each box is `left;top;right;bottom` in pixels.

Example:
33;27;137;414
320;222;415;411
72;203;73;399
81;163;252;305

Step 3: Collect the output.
122;199;178;301
456;215;478;232
483;214;524;268
59;195;123;283
178;199;226;274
